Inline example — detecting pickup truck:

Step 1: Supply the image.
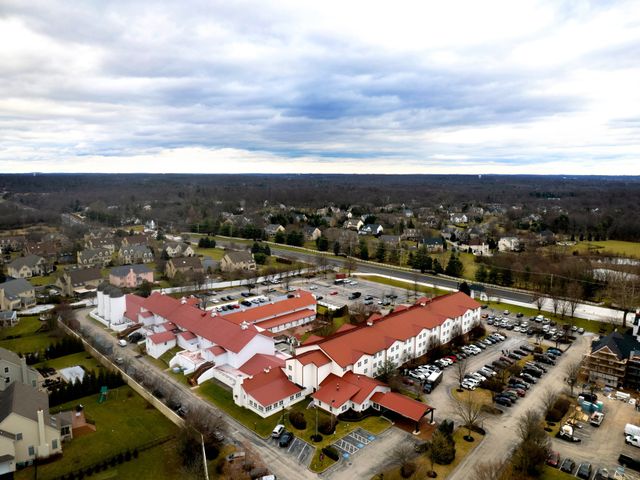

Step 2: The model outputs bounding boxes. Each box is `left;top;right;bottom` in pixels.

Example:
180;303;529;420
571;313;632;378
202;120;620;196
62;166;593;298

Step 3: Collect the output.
626;435;640;448
589;412;605;427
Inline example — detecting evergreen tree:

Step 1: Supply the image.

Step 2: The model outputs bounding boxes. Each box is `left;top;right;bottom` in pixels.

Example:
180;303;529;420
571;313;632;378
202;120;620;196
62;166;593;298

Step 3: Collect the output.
333;241;341;256
316;236;329;251
375;241;386;262
445;253;464;277
433;259;444;274
475;263;488;283
359;239;369;260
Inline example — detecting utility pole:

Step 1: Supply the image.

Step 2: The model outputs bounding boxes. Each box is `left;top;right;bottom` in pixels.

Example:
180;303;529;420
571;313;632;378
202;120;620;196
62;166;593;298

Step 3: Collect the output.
200;433;209;480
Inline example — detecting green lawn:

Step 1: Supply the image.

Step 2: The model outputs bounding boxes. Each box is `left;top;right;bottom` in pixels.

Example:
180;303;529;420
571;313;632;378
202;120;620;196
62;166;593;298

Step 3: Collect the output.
282;401;391;472
28;273;60;286
0;315;42;339
0;331;60;356
198;381;282;437
357;274;445;297
36;351;102;372
540;465;574;479
556;240;640;258
194;246;226;260
16;385;179;480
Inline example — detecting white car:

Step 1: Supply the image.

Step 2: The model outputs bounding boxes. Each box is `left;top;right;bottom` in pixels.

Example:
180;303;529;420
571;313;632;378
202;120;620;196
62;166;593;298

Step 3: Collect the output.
461;382;477;391
471;372;486;382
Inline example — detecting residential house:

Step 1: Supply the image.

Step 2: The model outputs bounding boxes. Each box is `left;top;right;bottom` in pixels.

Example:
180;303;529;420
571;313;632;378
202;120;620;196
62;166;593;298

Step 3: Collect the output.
161;242;194;258
220;251;256;272
77;248;112;267
85;237;116;254
303;227;321;242
0;348;38;391
0;236;26;252
421;237;444;253
359;224;384;236
27;241;74;264
461;239;490;256
264;224;285;237
118;245;153;265
6;255;48;279
379;235;401;246
0;383;66;472
165;257;204;279
201;256;218;274
109;265;154;288
0;311;18;328
538;230;556;245
343;219;364;231
56;268;103;297
0;279;35;311
323;228;358;252
498;237;521;252
401;229;420;241
121;235;152;247
581;331;640;388
449;213;468;224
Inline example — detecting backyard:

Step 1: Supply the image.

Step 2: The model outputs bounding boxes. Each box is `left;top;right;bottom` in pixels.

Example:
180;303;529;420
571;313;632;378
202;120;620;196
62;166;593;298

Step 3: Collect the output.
0;315;61;354
16;385;180;480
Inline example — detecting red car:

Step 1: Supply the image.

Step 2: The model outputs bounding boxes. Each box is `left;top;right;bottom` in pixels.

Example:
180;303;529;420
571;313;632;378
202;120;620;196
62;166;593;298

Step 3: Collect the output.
546;451;560;468
402;377;415;386
330;291;338;295
445;355;458;363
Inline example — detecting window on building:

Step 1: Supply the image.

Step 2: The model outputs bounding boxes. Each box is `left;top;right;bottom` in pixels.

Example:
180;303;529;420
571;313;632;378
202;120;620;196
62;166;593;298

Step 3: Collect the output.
3;367;8;373
4;377;9;383
28;446;35;456
16;433;22;441
52;439;58;449
288;365;292;370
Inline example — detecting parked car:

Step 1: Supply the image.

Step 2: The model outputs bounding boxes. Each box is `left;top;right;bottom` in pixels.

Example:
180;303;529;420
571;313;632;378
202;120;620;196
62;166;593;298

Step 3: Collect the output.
271;424;285;438
279;431;294;448
593;467;610;480
576;462;592;479
619;453;640;471
546;451;560;468
560;458;576;474
495;396;512;407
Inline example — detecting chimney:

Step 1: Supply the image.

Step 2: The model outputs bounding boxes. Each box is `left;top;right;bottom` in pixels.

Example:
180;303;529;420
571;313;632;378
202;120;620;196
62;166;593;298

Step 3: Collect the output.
21;356;29;384
336;383;340;391
37;409;46;446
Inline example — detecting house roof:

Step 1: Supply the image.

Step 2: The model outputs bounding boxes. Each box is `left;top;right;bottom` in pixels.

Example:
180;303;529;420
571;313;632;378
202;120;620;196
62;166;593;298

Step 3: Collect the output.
8;254;43;271
110;264;153;278
169;257;202;270
208;345;226;356
591;331;640;361
79;248;110;258
255;309;316;331
0;382;50;424
312;292;480;368
239;353;285;376
0;278;34;300
124;294;146;321
370;391;432;422
222;291;316;326
301;334;324;345
312;371;384;408
148;331;176;344
295;349;332;367
242;367;302;407
0;311;16;322
67;267;103;286
178;331;196;341
224;250;254;264
0;347;22;365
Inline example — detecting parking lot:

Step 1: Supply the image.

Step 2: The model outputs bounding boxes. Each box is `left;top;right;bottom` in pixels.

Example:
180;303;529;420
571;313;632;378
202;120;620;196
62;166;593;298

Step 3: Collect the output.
267;433;313;466
332;428;377;460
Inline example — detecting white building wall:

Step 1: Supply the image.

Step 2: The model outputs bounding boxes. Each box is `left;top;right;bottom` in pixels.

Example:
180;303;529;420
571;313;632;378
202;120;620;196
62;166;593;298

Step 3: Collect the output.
110;295;126;325
97;291;104;317
145;338;176;359
227;335;274;369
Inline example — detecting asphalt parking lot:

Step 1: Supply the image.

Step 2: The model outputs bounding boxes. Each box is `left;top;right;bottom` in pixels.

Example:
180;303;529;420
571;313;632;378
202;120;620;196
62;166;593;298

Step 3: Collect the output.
267;434;313;466
332;428;377;460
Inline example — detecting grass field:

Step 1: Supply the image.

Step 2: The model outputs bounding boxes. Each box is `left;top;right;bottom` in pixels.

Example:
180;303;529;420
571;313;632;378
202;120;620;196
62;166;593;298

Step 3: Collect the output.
357;274;446;297
16;385;179;480
198;381;282;437
0;315;42;339
194;246;226;260
564;240;640;258
376;428;482;479
0;329;60;355
540;465;574;479
36;351;102;372
28;272;60;286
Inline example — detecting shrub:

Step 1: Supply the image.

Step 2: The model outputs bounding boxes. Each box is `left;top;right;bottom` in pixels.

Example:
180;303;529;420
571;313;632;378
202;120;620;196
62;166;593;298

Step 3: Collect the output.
553;397;571;416
318;418;335;435
534;346;543;353
289;411;307;430
124;450;132;462
401;462;417;478
432;430;456;465
322;446;339;461
133;449;139;459
545;408;563;422
215;458;225;474
310;434;323;442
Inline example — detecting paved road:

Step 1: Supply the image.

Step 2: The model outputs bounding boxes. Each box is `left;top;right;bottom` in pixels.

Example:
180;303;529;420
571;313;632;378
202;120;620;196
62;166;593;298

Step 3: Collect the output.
445;333;592;480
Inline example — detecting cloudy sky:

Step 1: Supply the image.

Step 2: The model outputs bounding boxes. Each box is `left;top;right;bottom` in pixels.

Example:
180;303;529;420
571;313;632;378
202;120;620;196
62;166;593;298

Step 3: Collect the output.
1;0;639;174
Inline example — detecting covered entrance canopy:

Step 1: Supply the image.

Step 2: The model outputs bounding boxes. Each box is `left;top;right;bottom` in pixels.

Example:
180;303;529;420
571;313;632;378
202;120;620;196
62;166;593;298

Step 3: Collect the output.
371;392;434;433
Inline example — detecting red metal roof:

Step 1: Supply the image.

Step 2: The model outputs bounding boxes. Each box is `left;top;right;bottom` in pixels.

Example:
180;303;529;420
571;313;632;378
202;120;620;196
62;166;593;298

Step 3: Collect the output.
335;324;357;334
178;331;196;340
312;371;385;408
124;294;146;322
312;292;480;367
301;334;324;345
242;368;302;407
239;353;285;376
256;309;315;331
370;391;432;422
148;331;176;344
296;349;332;367
222;290;316;325
208;345;226;356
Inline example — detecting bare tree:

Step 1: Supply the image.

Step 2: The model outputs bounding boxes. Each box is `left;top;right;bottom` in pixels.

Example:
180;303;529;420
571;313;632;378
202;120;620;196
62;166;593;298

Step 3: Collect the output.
476;459;507;480
565;359;582;396
512;409;550;476
452;391;487;441
566;282;582;320
392;440;417;478
606;270;640;328
455;357;469;391
540;388;559;418
532;293;545;313
349;301;376;325
344;256;357;276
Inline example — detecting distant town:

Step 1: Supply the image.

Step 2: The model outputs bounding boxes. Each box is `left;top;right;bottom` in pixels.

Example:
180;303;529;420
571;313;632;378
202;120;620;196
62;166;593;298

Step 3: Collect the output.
0;174;637;480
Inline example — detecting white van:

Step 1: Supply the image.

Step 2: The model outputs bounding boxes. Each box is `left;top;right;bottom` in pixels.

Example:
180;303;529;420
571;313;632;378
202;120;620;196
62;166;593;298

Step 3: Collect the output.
625;424;640;437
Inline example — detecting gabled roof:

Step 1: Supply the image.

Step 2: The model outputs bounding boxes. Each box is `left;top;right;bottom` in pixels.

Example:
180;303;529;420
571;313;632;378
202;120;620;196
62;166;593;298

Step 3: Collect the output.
110;264;153;277
0;347;22;365
224;250;254;264
301;334;324;345
0;383;50;424
312;371;384;408
370;391;432;422
221;290;316;326
169;257;202;270
67;267;103;286
178;331;196;341
296;349;332;367
591;331;640;361
8;254;43;270
311;292;480;368
148;331;176;345
0;278;34;299
242;367;301;406
239;353;285;376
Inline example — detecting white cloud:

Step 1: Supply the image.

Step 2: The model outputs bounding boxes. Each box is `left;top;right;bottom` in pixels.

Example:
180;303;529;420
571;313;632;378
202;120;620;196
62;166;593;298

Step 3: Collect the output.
0;0;639;174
